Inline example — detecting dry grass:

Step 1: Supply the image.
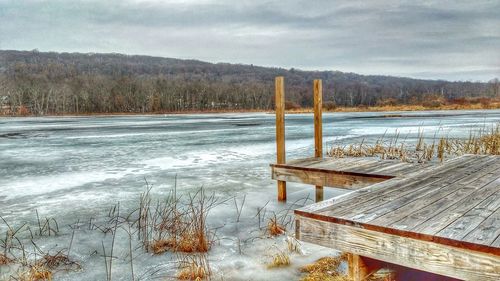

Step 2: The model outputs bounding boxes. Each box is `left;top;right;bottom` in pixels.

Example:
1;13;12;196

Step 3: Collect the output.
177;254;211;280
35;252;80;271
150;230;210;254
299;254;348;281
14;265;53;281
299;254;407;281
286;236;302;254
285;99;500;114
267;250;291;269
0;253;12;265
138;183;216;255
150;238;174;254
329;124;500;163
301;272;350;281
267;216;285;236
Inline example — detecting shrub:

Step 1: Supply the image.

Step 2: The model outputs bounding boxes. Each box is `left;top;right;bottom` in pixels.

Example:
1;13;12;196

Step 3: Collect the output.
284;100;301;110
323;101;336;110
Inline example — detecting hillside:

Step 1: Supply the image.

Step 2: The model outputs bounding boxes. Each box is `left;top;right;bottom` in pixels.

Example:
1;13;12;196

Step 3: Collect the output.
0;50;498;115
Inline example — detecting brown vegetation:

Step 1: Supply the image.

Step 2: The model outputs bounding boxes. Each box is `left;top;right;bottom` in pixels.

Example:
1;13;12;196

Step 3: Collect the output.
329;124;499;163
287;96;500;113
267;216;286;236
0;183;218;280
138;183;216;255
14;265;53;281
266;250;291;269
299;254;396;281
177;254;211;280
0;253;12;265
35;251;80;271
299;254;349;281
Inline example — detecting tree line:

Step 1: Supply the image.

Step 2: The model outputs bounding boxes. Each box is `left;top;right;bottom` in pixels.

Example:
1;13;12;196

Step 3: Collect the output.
0;50;498;115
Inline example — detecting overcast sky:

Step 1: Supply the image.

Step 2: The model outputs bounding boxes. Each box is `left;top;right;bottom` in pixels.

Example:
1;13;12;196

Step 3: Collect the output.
1;0;499;81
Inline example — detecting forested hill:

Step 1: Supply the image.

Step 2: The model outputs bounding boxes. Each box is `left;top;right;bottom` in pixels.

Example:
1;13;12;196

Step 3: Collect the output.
0;50;498;115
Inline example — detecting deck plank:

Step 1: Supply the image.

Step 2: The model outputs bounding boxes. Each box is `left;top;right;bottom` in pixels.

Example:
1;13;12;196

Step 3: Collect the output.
436;180;500;241
411;170;500;235
463;206;500;246
297;156;471;215
319;156;484;218
371;160;500;230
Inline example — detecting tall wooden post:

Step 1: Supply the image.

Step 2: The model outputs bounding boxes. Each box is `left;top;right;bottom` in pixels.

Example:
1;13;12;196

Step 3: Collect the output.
275;76;286;201
313;79;323;202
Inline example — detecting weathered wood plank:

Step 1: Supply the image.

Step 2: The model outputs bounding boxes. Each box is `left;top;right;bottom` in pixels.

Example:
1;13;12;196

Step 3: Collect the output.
350;160;402;174
295;156;470;215
408;166;500;235
412;176;500;235
320;156;483;218
436;179;500;241
350;156;496;224
272;165;390;189
463;206;500;246
297;216;500;281
372;160;500;229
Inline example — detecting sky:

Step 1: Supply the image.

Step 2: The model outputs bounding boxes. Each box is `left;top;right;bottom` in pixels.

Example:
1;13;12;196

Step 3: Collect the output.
0;0;499;81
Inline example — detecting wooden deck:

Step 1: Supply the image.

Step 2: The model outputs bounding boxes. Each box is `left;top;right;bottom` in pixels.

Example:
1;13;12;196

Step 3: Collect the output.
270;77;499;279
293;154;500;280
271;157;430;190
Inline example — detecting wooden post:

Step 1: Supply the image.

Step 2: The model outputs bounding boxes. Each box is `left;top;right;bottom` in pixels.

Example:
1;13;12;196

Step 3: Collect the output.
313;79;323;202
348;254;383;281
275;76;286;201
348;254;369;281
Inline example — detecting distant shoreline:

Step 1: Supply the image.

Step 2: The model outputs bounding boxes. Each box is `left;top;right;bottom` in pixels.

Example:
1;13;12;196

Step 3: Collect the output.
1;103;499;118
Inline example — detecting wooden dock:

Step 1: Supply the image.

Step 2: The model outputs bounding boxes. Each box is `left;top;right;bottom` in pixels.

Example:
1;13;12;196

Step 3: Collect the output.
270;77;500;280
294;154;500;280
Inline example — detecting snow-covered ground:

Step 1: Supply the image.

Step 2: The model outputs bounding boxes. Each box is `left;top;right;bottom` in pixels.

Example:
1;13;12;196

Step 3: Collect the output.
0;110;499;280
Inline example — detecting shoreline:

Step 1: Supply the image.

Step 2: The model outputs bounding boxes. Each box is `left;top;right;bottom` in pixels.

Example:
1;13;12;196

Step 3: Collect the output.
1;104;499;117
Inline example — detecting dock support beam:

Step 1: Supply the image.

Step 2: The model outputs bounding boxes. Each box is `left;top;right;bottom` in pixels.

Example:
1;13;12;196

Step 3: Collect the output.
275;76;286;201
348;254;382;281
313;79;323;202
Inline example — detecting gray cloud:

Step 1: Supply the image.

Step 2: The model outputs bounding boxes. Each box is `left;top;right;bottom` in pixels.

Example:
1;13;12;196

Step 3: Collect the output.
0;0;498;81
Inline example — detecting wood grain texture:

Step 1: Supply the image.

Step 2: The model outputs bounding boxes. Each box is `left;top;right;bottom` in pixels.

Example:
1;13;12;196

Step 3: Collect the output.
293;155;469;215
275;76;285;165
294;155;500;280
297;216;500;281
313;79;323;158
348;254;368;281
271;165;389;189
313;79;324;201
322;155;485;219
275;76;286;201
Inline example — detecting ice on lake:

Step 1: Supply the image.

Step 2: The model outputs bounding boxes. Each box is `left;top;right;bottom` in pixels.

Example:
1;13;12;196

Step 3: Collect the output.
0;110;499;280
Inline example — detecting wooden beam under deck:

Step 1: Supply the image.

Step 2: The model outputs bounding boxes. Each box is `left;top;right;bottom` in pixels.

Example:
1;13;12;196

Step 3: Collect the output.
271;162;392;189
270;156;424;192
297;216;500;281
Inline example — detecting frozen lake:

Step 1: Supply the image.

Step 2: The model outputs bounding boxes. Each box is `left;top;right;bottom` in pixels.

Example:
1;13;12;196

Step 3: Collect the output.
0;109;499;280
1;110;499;215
